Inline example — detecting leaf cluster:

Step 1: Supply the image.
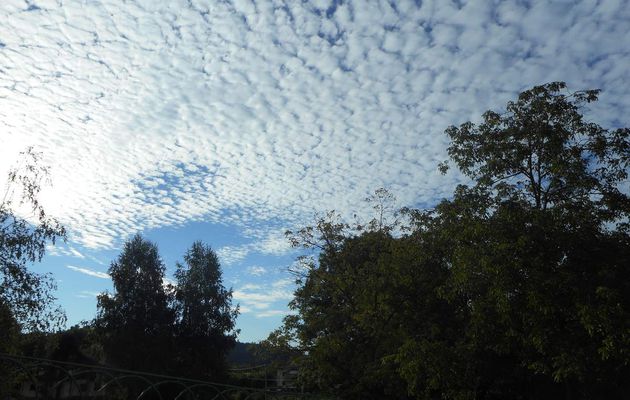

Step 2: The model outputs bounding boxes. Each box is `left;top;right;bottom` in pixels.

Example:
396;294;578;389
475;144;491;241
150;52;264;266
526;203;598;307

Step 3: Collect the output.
0;147;66;333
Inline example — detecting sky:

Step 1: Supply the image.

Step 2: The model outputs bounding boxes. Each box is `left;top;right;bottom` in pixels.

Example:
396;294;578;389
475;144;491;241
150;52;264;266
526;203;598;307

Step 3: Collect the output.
1;0;629;342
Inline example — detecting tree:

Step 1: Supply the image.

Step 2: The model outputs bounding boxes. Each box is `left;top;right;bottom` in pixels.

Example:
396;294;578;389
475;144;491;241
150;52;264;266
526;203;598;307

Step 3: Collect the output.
274;83;629;400
0;147;66;333
94;234;175;372
279;193;416;399
395;82;630;399
172;241;238;380
0;300;20;395
443;81;629;220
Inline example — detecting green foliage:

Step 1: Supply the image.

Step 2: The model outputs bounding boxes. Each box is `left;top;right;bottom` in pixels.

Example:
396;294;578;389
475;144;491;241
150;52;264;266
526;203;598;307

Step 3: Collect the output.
272;83;630;399
0;147;66;333
0;300;20;394
94;237;237;381
94;234;175;372
444;81;629;218
226;341;260;366
0;300;19;352
173;241;238;380
398;189;630;399
404;83;630;399
281;194;414;399
256;318;302;367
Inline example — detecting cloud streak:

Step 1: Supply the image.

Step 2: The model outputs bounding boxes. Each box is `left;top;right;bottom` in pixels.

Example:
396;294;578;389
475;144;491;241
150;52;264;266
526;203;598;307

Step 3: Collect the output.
66;265;110;279
76;290;101;299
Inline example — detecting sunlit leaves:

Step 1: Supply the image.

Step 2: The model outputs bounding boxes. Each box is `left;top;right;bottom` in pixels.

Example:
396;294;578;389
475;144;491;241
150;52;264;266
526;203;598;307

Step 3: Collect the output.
0;147;66;333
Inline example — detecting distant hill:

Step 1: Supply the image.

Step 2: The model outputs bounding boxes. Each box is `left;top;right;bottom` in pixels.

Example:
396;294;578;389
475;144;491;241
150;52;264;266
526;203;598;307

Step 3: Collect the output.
227;341;260;367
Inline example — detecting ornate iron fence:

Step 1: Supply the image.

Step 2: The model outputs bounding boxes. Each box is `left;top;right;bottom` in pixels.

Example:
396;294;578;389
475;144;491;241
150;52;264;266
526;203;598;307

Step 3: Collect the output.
0;353;317;400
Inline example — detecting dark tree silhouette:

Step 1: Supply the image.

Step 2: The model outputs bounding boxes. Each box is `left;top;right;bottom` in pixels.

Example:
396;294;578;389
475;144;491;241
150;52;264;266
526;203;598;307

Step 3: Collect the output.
173;241;238;380
95;234;175;372
268;83;630;400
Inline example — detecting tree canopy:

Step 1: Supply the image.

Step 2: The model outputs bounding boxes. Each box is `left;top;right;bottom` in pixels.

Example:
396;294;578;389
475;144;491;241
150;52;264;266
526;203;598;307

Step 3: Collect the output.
95;234;175;372
445;82;629;216
173;241;239;380
269;83;630;400
94;236;238;379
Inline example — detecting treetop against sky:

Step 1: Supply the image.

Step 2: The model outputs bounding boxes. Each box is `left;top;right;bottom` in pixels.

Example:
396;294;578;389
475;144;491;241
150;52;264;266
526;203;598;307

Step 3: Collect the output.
1;0;629;341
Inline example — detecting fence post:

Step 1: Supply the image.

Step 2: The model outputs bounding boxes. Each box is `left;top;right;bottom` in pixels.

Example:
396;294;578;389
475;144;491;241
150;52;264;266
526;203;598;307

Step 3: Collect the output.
264;366;268;400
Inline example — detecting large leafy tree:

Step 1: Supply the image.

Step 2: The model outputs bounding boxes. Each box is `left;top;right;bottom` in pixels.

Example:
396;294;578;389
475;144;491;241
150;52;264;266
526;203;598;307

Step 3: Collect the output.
275;83;629;400
95;234;175;372
443;81;629;219
172;241;238;380
293;230;404;399
0;147;66;334
280;193;417;400
398;82;630;399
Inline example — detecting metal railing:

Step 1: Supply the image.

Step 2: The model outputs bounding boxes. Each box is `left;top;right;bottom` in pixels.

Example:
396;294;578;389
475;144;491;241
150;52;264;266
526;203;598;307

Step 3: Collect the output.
0;353;314;400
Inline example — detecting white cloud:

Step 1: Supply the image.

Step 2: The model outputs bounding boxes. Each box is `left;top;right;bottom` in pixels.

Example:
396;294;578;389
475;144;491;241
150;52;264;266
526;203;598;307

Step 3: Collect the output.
68;247;85;259
46;244;86;259
233;278;296;317
217;232;294;266
252;231;293;255
247;266;267;276
271;277;295;289
217;245;251;266
233;289;292;304
256;310;294;318
75;290;101;299
238;305;252;314
66;265;110;279
240;283;263;291
0;0;628;251
162;277;176;289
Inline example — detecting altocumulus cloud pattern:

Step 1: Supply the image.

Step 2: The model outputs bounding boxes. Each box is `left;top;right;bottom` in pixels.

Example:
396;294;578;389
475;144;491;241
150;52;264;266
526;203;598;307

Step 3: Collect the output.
1;0;629;249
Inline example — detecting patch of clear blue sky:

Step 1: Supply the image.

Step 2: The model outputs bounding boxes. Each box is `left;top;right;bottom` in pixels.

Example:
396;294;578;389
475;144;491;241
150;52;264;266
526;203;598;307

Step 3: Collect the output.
37;220;300;343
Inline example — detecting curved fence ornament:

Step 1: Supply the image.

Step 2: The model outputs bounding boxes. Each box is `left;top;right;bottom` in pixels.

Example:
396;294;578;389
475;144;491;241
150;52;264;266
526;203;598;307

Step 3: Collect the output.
0;353;322;400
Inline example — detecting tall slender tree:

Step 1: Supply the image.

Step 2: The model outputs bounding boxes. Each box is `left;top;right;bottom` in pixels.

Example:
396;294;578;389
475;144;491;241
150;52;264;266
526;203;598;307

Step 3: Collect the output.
173;241;238;380
95;234;175;372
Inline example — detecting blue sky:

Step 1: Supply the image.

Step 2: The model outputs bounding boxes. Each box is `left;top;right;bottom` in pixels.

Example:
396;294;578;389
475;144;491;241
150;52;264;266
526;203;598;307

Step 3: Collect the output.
1;0;629;342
